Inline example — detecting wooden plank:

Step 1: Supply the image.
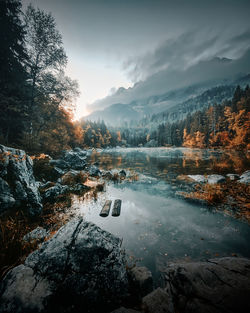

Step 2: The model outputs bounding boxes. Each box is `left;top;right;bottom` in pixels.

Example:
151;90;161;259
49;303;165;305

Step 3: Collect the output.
100;200;112;217
112;199;122;217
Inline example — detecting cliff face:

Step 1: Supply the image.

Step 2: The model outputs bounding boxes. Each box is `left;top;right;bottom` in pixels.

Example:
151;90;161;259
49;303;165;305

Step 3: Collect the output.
0;144;42;216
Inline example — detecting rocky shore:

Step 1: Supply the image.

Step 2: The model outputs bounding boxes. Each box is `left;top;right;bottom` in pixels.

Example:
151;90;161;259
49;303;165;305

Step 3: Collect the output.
1;144;250;312
0;217;250;313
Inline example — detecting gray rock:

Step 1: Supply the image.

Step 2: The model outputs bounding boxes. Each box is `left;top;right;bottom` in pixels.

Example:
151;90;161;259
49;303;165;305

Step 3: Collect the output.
73;147;87;155
110;307;141;313
0;218;128;313
0;145;42;216
102;170;113;179
0;177;15;209
207;174;225;184
187;174;226;184
42;183;69;202
23;227;48;242
226;173;240;181
69;183;90;194
129;266;153;297
239;170;250;184
119;170;127;178
88;165;101;176
62;149;87;170
142;288;174;313
163;257;250;313
187;175;207;183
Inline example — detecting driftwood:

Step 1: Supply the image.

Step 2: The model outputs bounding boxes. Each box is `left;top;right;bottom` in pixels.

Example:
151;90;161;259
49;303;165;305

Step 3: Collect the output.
112;199;122;217
100;200;112;217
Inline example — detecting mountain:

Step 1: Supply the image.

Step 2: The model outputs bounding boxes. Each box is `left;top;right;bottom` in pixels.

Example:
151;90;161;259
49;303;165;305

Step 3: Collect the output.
85;73;250;126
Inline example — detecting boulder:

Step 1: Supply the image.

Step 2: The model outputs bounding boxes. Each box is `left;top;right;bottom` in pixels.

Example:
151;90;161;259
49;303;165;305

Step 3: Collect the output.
187;175;207;183
119;170;127;178
163;257;250;313
207;174;225;184
142;288;174;313
128;266;153;298
187;174;226;184
0;218;129;313
0;145;42;216
88;165;101;177
42;183;69;202
226;173;240;181
239;170;250;184
102;170;113;179
61;149;87;170
69;183;90;194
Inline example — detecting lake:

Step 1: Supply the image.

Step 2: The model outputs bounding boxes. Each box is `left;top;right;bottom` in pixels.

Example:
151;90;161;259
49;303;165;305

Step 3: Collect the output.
74;147;250;279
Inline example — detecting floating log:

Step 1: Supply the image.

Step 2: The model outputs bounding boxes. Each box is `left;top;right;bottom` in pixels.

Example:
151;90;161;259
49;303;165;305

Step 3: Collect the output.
112;199;122;217
100;200;112;217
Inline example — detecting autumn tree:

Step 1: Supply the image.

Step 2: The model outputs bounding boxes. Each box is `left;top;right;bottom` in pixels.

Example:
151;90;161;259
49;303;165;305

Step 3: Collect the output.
24;5;67;115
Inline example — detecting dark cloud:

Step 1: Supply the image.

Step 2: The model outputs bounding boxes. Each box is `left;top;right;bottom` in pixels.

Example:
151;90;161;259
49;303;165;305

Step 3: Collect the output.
89;49;250;111
22;0;250;115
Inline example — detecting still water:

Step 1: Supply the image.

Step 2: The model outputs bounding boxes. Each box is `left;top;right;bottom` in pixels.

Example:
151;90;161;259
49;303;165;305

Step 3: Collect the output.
76;148;250;277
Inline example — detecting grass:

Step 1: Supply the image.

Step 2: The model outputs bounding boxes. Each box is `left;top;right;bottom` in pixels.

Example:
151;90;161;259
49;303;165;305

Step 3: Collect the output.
0;210;39;279
179;180;250;222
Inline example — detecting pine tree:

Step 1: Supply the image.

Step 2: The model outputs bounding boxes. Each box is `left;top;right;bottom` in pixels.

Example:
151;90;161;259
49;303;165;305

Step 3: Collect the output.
0;0;28;144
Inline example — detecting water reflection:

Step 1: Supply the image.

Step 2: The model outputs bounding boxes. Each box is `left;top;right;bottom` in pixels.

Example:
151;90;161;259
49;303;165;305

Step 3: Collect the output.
76;148;250;278
89;147;249;182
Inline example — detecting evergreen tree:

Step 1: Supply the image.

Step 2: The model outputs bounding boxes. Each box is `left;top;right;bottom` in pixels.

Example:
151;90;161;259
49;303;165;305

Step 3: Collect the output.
0;0;28;144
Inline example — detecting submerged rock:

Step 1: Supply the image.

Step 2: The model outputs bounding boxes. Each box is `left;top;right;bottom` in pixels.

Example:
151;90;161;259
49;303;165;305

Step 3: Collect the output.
142;288;174;313
0;218;128;313
163;257;250;313
0;145;42;216
128;266;153;298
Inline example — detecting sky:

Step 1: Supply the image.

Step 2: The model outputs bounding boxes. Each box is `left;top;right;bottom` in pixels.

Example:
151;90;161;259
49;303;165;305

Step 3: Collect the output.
22;0;250;119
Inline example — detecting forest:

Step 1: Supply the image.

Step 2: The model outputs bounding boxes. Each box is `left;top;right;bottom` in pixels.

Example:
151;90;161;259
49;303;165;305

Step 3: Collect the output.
118;85;250;150
1;0;249;156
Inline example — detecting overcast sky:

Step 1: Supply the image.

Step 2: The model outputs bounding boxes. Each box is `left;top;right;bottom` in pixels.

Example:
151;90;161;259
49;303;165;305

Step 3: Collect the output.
22;0;250;118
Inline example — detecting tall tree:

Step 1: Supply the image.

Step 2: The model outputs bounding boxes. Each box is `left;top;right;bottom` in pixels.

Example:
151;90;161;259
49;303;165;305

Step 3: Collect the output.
24;4;67;121
0;0;28;144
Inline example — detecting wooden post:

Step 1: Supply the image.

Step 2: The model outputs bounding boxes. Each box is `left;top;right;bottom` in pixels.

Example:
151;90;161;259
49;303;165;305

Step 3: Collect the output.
100;200;112;217
112;199;122;217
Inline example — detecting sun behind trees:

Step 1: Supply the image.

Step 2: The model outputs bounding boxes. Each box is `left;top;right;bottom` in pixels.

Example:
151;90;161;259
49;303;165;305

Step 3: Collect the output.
0;0;79;155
